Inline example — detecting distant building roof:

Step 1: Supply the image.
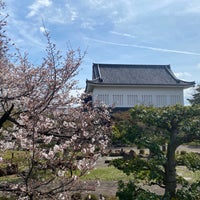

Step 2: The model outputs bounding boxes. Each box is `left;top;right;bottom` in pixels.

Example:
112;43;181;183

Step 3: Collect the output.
86;63;195;92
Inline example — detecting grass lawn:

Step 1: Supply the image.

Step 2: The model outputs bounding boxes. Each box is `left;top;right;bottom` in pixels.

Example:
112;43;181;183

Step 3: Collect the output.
1;149;200;184
83;164;200;183
82;166;134;181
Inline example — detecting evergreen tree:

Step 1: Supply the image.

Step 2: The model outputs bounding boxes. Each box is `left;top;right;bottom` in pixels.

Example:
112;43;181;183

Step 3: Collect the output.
112;105;200;199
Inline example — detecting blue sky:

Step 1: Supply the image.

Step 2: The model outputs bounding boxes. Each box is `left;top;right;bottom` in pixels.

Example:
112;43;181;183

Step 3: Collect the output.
3;0;200;102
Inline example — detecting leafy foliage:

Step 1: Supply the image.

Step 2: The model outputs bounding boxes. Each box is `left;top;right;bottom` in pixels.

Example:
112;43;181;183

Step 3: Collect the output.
112;157;164;186
116;180;161;200
176;181;200;200
176;152;200;171
111;111;143;146
112;104;200;199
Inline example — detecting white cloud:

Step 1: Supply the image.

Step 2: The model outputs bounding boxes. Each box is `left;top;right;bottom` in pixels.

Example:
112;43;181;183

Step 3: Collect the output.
39;26;46;34
27;0;52;17
181;1;200;14
174;72;192;79
184;87;195;105
87;37;200;56
5;16;46;56
196;63;200;69
47;6;78;24
88;0;104;6
81;20;96;30
70;11;77;21
1;1;45;54
110;31;136;39
27;1;78;25
82;0;178;25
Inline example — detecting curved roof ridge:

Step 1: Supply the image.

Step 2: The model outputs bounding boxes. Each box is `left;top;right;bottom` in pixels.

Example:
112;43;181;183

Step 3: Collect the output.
164;65;195;84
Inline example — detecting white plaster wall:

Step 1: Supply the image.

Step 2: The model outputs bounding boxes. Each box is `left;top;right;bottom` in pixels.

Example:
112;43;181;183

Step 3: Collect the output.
92;86;184;107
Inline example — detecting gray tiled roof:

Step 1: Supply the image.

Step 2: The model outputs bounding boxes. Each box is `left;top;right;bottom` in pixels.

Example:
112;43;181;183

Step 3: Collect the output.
87;63;195;86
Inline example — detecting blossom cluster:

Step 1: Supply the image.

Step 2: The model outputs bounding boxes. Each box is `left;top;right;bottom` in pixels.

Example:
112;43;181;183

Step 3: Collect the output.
0;9;111;198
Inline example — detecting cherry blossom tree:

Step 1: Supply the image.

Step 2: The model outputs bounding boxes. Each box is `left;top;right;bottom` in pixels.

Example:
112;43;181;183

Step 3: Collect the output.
0;2;111;199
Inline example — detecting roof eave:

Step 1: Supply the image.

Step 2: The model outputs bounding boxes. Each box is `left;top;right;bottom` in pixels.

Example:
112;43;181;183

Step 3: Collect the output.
85;81;195;91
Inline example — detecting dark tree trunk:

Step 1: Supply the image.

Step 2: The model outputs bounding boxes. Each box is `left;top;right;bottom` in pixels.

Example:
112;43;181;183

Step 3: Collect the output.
0;104;14;128
164;144;176;197
164;131;178;198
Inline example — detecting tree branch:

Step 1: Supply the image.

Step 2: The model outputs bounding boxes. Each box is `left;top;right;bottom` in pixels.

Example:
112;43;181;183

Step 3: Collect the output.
0;103;14;128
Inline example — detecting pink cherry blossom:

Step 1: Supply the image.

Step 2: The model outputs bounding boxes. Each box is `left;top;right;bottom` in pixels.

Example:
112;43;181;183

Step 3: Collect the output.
0;3;111;198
